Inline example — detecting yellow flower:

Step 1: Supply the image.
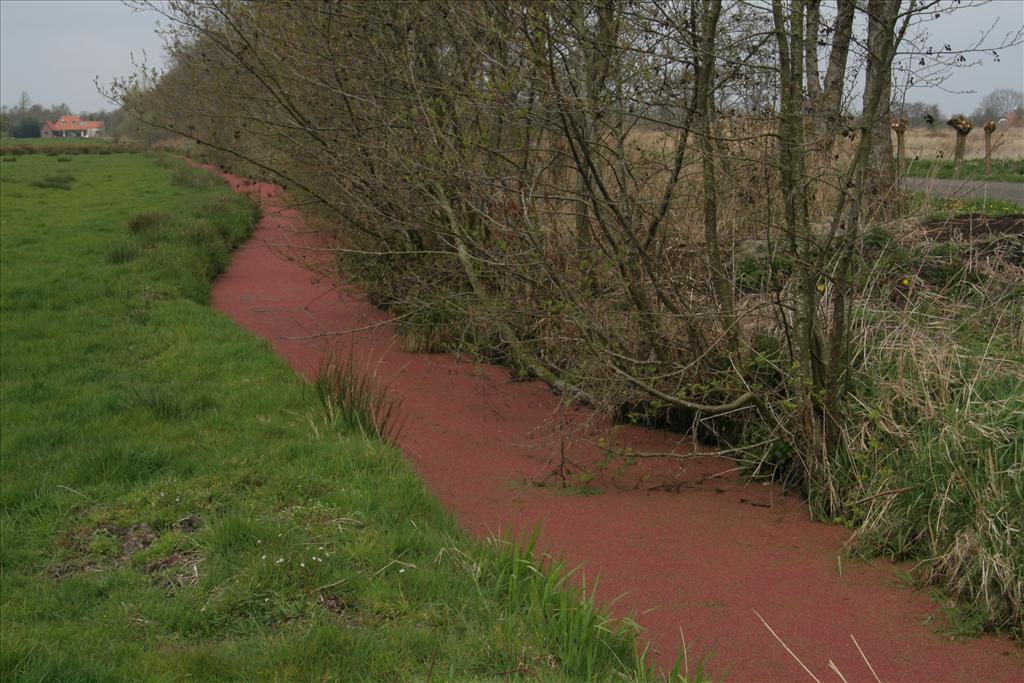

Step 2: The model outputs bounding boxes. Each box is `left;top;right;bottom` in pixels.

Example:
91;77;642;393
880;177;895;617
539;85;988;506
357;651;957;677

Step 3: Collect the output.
816;282;826;293
901;278;910;286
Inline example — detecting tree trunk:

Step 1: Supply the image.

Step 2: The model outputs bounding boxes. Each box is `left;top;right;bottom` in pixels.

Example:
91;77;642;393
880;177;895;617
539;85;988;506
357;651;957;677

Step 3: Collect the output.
773;0;824;471
954;132;967;175
696;0;735;355
571;0;618;252
812;0;855;150
572;1;592;251
862;0;897;206
896;129;905;175
983;122;996;175
892;118;907;177
947;116;973;176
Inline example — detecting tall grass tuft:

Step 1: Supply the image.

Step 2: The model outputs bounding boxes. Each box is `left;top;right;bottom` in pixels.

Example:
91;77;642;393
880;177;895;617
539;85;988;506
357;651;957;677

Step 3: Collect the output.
171;165;220;189
127;211;166;235
482;533;702;681
313;353;403;444
106;240;141;264
29;173;75;190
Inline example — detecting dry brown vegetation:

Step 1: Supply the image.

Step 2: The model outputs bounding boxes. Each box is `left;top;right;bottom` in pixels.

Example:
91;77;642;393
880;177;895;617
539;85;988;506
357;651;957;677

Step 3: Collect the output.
904;124;1024;160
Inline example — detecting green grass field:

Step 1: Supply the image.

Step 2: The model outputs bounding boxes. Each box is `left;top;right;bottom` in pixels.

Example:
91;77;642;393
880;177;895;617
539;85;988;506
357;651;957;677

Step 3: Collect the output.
1;137;137;158
916;193;1024;218
0;153;671;681
904;157;1024;183
1;136;112;145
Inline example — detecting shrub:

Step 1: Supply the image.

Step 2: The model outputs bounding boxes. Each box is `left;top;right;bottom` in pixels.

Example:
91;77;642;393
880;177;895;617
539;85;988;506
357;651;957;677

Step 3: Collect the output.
171;166;219;189
107;241;142;265
127;212;165;235
313;354;402;444
30;173;75;190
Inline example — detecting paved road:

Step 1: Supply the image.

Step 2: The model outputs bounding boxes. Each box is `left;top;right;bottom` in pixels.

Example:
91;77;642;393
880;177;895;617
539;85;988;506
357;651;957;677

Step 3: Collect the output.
904;176;1024;204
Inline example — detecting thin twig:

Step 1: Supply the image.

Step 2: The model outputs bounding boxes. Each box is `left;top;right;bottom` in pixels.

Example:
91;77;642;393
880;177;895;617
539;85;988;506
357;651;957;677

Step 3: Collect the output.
679;625;689;679
281;312;412;341
850;634;882;683
851;486;913;507
57;484;95;502
753;609;822;683
828;660;850;683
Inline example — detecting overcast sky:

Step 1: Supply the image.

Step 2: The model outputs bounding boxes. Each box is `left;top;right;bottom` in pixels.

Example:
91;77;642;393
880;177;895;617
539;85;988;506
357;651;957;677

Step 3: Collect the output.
0;0;165;113
0;0;1021;115
898;0;1024;114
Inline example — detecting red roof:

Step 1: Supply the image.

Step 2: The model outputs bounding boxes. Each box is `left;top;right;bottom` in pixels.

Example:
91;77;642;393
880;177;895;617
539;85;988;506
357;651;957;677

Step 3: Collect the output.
45;115;104;131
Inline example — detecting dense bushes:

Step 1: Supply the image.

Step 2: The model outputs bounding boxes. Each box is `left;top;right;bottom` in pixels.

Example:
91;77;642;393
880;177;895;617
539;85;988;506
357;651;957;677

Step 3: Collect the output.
111;1;1023;636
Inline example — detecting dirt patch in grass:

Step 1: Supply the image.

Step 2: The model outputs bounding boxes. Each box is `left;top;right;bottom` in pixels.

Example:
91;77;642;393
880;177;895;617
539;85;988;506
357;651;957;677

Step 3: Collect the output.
924;213;1024;241
49;517;204;582
47;560;100;581
922;213;1024;264
117;523;159;555
144;550;203;592
318;592;360;628
49;523;156;580
76;523;157;558
172;514;202;534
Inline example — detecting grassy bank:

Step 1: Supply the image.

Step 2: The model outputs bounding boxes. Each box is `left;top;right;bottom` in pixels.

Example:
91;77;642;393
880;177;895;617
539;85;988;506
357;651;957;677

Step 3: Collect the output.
734;196;1023;636
908;191;1024;219
0;153;669;681
837;222;1024;637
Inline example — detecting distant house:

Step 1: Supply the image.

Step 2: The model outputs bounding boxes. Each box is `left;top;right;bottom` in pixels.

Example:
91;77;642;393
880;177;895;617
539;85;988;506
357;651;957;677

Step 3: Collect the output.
41;115;104;138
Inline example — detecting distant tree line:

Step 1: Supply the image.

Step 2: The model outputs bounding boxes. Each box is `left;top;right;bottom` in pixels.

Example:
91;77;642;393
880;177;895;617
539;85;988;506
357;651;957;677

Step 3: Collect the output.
971;87;1024;123
0;91;123;138
897;100;942;127
894;88;1024;129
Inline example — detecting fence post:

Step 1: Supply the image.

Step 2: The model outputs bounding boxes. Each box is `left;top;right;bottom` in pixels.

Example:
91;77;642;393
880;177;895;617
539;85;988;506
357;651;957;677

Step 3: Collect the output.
983;121;996;176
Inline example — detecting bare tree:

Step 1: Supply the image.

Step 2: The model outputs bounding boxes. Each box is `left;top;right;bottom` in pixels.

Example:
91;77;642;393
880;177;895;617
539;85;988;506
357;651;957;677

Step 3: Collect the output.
972;87;1024;121
107;0;1016;527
